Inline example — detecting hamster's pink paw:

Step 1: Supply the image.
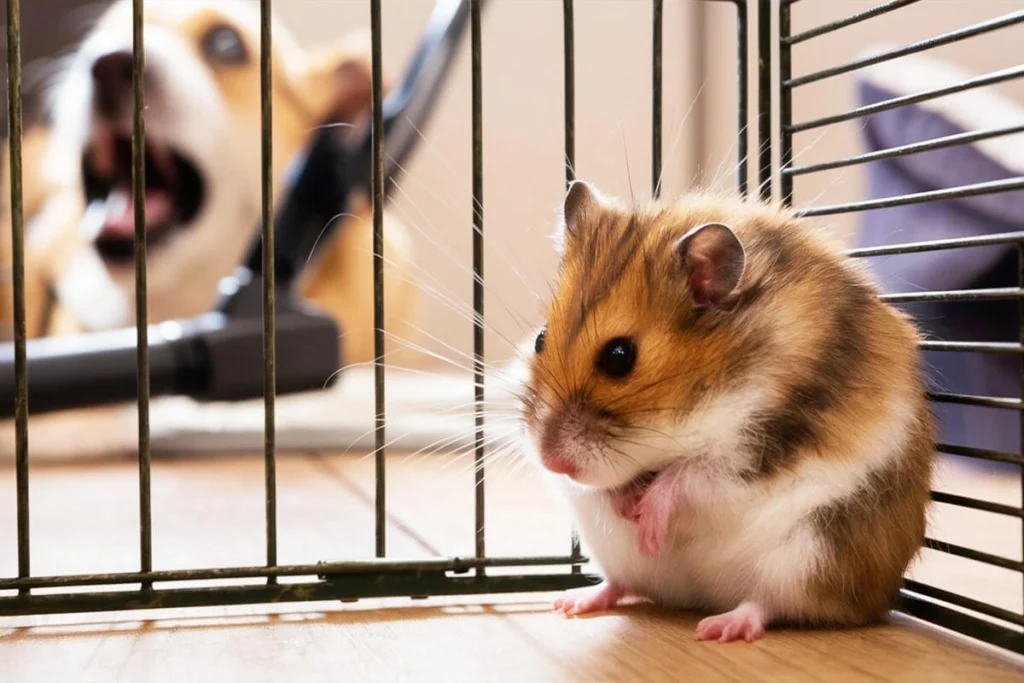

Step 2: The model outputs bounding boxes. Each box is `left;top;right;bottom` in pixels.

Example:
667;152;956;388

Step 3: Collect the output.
633;474;685;557
554;582;626;616
695;602;766;643
610;488;644;522
636;510;664;557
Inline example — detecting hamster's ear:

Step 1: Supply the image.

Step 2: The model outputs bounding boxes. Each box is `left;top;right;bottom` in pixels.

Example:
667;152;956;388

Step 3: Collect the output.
673;222;746;309
555;179;602;254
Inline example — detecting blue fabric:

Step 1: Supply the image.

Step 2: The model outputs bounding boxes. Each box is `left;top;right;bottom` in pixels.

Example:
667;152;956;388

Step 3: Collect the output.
853;78;1024;465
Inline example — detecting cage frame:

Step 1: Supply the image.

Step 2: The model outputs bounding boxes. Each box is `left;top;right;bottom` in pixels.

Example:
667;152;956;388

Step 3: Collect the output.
1;0;1022;661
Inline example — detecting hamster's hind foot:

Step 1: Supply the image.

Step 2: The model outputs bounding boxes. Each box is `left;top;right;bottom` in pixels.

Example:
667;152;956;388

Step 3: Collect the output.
554;582;629;616
695;602;766;643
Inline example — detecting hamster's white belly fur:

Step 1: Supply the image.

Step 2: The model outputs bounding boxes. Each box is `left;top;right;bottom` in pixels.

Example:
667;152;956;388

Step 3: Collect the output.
562;483;824;618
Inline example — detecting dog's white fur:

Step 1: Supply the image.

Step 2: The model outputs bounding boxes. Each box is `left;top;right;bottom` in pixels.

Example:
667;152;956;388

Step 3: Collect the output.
42;1;299;329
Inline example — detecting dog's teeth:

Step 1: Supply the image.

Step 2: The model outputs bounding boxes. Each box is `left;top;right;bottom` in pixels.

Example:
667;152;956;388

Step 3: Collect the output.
80;201;109;242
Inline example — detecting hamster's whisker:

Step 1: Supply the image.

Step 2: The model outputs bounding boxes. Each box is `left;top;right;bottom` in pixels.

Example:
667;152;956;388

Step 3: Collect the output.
438;433;521;474
385;150;544;309
365;250;528;351
616;405;686;418
392;428;489;467
621;424;685;446
655;78;707;199
699;120;751;194
403;324;521;375
382;332;511;377
621;125;635;204
307;211;361;266
371;198;537;338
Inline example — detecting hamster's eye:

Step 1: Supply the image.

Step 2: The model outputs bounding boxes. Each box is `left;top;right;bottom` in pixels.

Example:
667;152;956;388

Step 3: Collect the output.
534;328;547;354
202;24;248;66
596;337;637;379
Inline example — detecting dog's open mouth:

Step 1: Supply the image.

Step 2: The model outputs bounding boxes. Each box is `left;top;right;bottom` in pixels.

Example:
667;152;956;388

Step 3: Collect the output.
82;130;205;264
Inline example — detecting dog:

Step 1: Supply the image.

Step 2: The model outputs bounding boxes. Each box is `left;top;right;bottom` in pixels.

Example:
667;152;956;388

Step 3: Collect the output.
0;0;418;459
2;0;416;364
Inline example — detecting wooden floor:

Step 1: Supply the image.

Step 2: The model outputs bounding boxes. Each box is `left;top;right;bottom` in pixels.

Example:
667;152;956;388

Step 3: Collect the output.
1;450;1023;682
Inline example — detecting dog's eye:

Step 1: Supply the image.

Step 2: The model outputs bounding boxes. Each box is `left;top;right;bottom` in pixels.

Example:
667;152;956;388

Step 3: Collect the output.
534;328;547;354
596;337;637;379
202;24;248;65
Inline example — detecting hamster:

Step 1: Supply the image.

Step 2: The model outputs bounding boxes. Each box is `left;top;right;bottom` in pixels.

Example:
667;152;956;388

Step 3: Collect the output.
519;180;935;643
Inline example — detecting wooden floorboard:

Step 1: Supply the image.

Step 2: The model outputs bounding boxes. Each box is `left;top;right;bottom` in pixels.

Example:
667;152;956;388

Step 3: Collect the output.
1;452;1023;682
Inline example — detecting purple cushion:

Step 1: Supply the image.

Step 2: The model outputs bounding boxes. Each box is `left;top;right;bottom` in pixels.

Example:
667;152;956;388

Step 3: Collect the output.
853;74;1024;464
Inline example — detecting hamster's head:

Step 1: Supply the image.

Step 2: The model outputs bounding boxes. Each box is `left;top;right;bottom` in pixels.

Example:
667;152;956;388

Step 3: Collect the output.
521;180;796;490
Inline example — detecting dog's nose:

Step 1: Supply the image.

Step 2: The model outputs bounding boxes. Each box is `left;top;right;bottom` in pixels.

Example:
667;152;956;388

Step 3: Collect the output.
91;50;134;117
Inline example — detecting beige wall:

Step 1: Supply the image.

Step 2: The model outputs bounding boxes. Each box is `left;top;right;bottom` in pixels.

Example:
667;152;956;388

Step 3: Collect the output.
277;0;701;369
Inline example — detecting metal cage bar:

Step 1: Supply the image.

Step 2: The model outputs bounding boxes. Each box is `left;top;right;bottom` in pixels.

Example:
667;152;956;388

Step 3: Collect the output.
879;288;1024;304
370;0;387;559
920;341;1023;354
903;579;1024;628
847;232;1024;258
796;177;1024;218
259;0;279;577
470;0;486;571
131;0;154;588
789;123;1024;177
783;0;919;46
734;0;748;196
5;0;29;593
563;0;583;574
930;491;1023;519
1018;154;1024;663
0;555;586;592
923;538;1023;573
785;10;1024;90
756;0;771;198
652;0;663;198
937;443;1024;467
778;0;792;203
930;392;1024;410
789;63;1024;134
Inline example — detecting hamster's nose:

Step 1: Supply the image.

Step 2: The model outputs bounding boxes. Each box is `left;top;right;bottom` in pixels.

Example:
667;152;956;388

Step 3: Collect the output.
542;455;578;479
91;50;135;118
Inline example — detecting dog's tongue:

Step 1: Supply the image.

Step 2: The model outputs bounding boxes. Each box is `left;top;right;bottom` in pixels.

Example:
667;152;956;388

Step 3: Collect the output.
101;189;175;238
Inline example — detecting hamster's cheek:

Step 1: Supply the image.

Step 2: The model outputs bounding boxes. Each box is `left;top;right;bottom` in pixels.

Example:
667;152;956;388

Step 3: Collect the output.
614;431;681;473
570;466;637;490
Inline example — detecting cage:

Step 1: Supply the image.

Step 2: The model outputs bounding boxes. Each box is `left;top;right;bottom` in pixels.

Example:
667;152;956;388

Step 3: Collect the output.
0;0;1022;673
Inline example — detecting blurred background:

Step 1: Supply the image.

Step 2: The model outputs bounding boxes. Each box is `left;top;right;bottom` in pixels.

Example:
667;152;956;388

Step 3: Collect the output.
0;0;1022;458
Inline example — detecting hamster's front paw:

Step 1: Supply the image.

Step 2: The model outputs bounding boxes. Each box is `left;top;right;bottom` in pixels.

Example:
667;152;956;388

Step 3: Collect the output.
634;496;669;557
633;470;688;557
554;582;628;616
610;486;645;522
